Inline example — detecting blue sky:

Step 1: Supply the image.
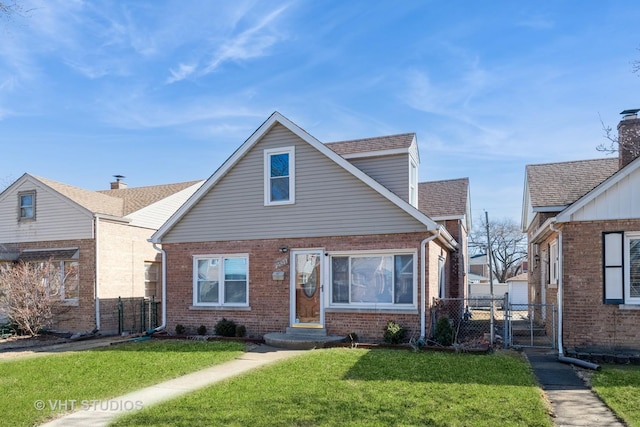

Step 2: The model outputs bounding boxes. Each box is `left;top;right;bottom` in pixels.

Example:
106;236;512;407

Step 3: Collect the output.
1;1;639;228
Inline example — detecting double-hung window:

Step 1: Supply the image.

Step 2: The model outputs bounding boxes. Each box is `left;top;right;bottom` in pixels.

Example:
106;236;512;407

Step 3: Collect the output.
29;260;79;301
603;231;640;305
194;255;249;307
264;147;295;205
330;252;416;307
19;191;35;220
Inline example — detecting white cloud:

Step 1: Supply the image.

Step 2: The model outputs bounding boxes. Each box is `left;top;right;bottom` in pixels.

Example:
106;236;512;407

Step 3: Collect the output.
166;63;197;84
200;4;290;75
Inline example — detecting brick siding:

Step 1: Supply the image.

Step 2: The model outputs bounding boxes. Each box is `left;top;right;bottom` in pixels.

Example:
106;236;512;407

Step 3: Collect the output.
163;232;449;342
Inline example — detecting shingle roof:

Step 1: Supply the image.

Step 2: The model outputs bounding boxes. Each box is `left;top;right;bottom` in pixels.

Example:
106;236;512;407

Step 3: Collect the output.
418;178;469;218
98;181;202;215
31;175;201;217
32;175;124;216
526;158;618;209
325;133;415;156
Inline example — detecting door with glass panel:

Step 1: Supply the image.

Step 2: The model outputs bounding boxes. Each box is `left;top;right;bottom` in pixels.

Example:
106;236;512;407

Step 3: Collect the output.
292;250;323;327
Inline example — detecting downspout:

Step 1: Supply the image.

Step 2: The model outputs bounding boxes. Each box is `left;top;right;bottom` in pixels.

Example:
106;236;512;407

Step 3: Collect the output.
94;215;101;331
152;243;167;332
420;228;441;339
550;222;563;356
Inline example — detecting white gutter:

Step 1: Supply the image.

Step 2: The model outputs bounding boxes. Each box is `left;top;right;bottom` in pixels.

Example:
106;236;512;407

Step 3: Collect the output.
152;243;167;332
550;221;564;356
93;215;101;331
420;228;441;339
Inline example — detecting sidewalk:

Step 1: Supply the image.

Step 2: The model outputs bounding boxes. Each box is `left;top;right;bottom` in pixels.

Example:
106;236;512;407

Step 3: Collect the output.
40;344;306;427
523;348;625;427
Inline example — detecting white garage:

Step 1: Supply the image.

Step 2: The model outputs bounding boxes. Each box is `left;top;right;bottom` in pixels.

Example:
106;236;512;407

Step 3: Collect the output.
506;273;529;306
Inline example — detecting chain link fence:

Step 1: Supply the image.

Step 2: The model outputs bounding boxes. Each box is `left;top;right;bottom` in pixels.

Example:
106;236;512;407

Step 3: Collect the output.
431;296;509;348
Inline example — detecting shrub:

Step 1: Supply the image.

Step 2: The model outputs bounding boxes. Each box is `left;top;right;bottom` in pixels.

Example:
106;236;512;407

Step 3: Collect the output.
434;317;454;346
197;325;207;336
383;320;407;344
214;318;237;337
235;324;246;337
174;324;186;335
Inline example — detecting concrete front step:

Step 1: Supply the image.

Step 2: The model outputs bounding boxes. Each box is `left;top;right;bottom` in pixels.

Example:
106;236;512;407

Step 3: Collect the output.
264;331;346;350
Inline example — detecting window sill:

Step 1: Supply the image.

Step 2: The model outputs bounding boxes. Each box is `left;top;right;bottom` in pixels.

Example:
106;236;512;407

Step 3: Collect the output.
58;299;79;307
325;307;418;315
189;305;251;311
618;304;640;310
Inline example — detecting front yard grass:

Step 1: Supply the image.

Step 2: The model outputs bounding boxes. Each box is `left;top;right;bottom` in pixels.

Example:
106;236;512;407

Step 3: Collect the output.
591;364;640;427
0;339;245;427
114;348;552;427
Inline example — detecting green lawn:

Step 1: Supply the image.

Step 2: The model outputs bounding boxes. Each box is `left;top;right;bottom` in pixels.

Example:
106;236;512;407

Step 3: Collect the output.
592;364;640;427
0;340;246;427
113;348;552;427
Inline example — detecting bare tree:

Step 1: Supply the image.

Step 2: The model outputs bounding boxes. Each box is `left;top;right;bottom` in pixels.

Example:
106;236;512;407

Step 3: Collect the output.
0;260;63;335
470;216;527;284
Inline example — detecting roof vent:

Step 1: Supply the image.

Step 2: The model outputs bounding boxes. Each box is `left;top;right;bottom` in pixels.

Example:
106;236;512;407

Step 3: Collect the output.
620;109;640;120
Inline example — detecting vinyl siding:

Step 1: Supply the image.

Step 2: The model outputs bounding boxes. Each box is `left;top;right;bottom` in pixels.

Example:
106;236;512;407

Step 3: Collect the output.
0;178;94;243
348;154;409;202
163;124;427;243
568;167;640;221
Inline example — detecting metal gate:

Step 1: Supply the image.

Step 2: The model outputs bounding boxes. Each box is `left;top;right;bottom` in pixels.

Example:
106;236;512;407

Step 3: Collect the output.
505;303;556;349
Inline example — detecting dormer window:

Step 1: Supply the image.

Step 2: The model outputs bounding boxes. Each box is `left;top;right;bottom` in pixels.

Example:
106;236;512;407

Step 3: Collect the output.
264;147;295;206
19;191;35;220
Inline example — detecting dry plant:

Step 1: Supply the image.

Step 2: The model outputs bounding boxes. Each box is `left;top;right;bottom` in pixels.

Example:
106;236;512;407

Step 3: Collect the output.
0;260;63;335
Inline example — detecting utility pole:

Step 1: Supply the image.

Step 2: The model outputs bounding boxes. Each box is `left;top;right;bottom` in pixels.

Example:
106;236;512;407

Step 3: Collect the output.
485;211;495;345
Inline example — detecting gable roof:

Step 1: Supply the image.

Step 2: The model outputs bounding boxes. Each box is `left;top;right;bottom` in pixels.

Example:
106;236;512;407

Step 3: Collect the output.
31;175;124;217
152;112;454;247
27;174;201;219
525;158;618;210
325;133;415;157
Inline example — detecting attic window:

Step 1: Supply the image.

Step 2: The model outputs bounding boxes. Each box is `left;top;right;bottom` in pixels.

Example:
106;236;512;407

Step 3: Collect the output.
264;147;295;206
18;191;36;221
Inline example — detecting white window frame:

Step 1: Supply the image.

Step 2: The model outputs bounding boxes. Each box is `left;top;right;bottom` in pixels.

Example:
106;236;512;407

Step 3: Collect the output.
193;254;249;307
624;232;640;305
409;159;418;207
549;240;558;285
264;147;295;206
144;262;161;301
328;250;417;309
29;260;79;301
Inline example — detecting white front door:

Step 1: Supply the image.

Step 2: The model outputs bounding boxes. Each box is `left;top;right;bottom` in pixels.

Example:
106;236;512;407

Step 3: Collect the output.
291;250;324;328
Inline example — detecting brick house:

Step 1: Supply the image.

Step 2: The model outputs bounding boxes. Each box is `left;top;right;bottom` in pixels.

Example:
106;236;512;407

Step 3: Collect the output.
0;174;203;334
523;109;640;353
151;112;470;342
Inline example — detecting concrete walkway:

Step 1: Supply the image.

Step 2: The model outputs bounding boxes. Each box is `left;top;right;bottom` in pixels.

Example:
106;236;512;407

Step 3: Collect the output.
524;348;626;427
40;344;306;427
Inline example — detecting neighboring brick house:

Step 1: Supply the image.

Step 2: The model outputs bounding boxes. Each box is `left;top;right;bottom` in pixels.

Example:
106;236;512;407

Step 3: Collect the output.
522;109;640;353
151;112;469;342
418;178;471;299
0;174;203;334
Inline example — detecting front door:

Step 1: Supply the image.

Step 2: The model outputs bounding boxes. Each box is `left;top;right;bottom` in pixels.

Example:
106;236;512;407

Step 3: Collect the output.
291;250;323;327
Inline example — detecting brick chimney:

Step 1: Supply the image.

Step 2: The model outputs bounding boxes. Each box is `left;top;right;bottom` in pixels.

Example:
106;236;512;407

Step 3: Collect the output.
110;175;127;190
618;109;640;169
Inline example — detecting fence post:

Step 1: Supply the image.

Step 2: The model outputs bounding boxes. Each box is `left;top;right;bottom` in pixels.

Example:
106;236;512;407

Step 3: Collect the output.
118;297;123;335
503;293;509;349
